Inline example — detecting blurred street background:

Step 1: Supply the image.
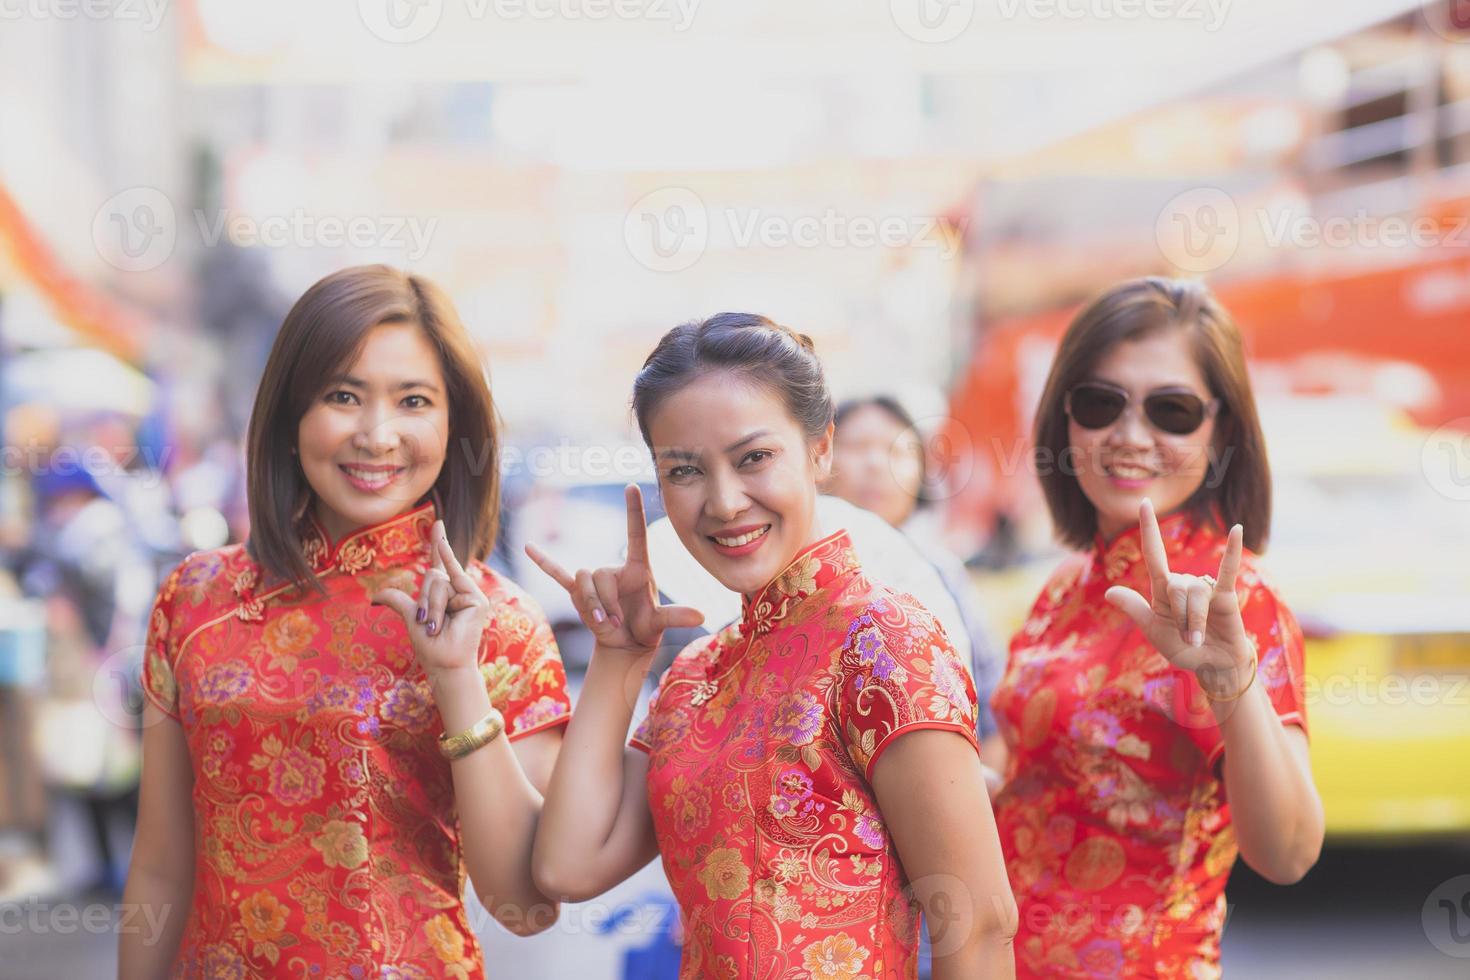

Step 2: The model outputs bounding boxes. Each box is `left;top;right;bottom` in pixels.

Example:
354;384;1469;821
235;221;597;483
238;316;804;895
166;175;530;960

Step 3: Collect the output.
1;1;1469;977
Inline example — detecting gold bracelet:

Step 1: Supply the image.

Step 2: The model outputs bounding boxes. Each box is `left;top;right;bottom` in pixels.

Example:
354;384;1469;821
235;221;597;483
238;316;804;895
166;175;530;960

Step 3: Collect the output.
1202;642;1259;703
438;707;505;760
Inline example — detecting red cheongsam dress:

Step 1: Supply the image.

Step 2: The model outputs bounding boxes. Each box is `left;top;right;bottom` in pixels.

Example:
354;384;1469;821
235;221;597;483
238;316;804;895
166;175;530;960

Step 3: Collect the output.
141;499;572;979
629;529;982;980
991;506;1308;979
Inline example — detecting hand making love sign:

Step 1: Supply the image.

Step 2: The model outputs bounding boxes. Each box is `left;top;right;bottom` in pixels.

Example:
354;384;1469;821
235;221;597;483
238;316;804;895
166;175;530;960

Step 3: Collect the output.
1103;498;1258;701
525;484;705;657
372;519;492;677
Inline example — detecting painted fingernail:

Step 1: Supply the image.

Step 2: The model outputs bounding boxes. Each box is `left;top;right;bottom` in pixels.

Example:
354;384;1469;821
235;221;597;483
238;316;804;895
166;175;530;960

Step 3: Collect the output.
611;614;622;629
426;620;437;634
592;608;606;624
1189;631;1203;647
416;607;426;623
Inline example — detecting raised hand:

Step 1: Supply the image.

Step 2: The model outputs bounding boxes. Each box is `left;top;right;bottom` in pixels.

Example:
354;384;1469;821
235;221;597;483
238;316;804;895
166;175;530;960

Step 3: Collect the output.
1103;499;1255;695
372;519;490;677
525;484;704;657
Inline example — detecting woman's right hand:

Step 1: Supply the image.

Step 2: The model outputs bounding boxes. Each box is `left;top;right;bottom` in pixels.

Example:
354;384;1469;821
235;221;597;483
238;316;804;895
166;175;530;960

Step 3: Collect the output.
525;484;704;656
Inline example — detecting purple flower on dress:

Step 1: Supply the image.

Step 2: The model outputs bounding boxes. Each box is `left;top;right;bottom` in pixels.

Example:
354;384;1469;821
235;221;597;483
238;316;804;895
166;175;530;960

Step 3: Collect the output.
769;794;796;819
857;630;882;664
854;813;884;850
380;680;434;733
268;747;326;806
197;943;247;980
929;649;968;710
178;555;223;588
771;692;823;746
1077;938;1124;977
512;695;570;733
1069;710;1123;749
195;661;252;704
776;768;814;802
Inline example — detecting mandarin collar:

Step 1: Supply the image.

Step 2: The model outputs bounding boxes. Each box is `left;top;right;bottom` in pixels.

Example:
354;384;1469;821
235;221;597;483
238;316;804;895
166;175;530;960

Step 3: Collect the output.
737;529;862;639
300;498;439;577
233;499;439;621
1091;503;1223;585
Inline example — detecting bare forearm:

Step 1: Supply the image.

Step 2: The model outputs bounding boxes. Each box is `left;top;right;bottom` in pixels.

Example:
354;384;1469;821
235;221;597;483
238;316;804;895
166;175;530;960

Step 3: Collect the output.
117;868;190;980
431;668;557;932
534;647;652;885
1214;669;1322;883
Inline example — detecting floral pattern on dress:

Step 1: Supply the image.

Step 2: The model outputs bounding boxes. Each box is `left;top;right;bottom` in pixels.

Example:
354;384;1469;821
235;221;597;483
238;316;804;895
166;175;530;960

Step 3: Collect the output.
630;530;980;979
991;506;1307;979
142;499;571;978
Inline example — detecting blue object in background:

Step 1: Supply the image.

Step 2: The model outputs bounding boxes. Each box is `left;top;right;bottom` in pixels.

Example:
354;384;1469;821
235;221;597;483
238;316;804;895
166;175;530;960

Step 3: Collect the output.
596;893;682;980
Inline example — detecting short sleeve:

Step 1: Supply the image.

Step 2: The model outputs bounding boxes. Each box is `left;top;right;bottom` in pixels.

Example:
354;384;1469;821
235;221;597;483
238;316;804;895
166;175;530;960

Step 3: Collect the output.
141;560;188;721
478;585;572;742
837;595;981;782
1192;572;1308;767
627;671;664;754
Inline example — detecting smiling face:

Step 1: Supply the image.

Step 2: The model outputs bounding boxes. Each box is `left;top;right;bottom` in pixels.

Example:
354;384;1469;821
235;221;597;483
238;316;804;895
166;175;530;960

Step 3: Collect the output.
296;321;450;543
648;371;833;598
1068;329;1217;542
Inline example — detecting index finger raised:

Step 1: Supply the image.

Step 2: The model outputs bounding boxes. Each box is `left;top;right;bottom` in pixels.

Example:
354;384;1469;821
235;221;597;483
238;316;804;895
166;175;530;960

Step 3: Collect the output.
625;483;650;563
524;542;576;591
1138;498;1173;594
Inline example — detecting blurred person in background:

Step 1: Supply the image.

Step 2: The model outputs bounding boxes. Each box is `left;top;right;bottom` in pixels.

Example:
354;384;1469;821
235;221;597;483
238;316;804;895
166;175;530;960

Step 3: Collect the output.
989;278;1323;978
120;266;572;979
19;460;154;895
529;314;1017;979
826;395;1006;769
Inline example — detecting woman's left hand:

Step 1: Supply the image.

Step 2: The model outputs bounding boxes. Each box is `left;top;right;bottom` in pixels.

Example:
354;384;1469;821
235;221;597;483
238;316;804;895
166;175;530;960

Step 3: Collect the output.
1104;498;1254;696
372;519;490;679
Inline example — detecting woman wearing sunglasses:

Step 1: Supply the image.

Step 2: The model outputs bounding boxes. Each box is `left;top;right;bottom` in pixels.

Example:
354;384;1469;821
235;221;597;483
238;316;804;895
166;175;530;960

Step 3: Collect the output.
989;278;1323;978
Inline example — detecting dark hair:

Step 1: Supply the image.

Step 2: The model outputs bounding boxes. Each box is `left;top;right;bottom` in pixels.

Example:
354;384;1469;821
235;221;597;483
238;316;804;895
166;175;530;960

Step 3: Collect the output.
833;395;930;509
631;312;833;448
246;264;501;592
1033;276;1271;552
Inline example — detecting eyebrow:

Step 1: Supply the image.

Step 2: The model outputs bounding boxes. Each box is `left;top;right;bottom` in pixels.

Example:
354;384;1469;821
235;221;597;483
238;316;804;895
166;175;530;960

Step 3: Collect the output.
330;374;442;394
655;430;773;463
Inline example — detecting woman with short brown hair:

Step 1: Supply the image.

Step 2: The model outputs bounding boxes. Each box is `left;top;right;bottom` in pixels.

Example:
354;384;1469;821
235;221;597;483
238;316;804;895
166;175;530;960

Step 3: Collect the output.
990;277;1323;978
120;265;571;978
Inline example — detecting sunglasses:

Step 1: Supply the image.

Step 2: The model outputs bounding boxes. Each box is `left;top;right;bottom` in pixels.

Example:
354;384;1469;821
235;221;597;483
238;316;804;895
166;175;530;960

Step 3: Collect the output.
1065;381;1219;436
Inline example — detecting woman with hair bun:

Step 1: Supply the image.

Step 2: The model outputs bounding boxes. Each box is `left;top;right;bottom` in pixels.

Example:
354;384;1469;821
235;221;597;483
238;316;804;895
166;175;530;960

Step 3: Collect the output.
529;313;1017;979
